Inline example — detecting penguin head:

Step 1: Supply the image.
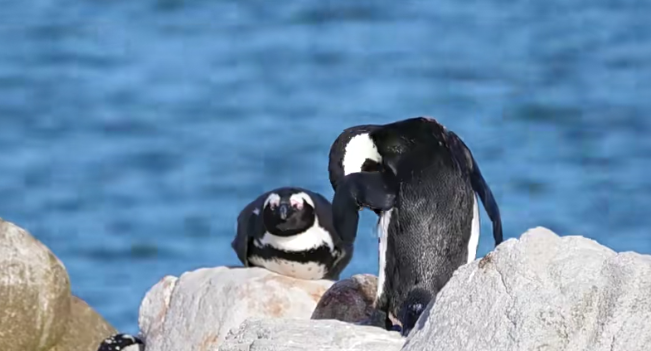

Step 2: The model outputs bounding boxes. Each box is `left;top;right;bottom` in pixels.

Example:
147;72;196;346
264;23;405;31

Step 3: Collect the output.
96;333;144;351
262;189;316;236
328;124;384;191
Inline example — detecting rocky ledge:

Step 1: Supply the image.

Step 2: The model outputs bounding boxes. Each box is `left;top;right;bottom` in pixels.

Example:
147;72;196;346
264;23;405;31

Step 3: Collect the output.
135;227;651;351
0;218;117;351
3;215;649;351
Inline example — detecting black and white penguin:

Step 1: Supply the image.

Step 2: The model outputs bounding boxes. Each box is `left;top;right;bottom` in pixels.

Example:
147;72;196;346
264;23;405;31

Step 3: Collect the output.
96;333;144;351
231;186;353;280
328;116;503;336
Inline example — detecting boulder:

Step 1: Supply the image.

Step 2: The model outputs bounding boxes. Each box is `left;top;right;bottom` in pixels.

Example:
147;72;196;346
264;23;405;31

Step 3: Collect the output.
311;274;378;323
219;318;405;351
52;296;119;351
403;227;651;351
138;266;334;351
138;275;178;345
0;218;116;351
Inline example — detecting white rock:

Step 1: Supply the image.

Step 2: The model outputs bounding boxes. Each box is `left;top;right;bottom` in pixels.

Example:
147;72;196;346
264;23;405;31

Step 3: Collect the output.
219;318;405;351
138;266;334;351
403;226;651;351
138;275;178;344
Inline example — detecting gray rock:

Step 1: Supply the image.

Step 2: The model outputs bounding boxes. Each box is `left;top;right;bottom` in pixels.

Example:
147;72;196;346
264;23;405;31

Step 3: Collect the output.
403;226;651;351
219;318;405;351
138;266;334;351
311;274;378;323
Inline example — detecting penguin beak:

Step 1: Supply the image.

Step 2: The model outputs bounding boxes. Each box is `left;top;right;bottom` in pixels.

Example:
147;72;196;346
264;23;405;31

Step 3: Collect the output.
278;203;291;220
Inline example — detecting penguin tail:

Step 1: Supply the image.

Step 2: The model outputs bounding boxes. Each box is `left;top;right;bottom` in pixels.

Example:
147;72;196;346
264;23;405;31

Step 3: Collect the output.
443;130;504;246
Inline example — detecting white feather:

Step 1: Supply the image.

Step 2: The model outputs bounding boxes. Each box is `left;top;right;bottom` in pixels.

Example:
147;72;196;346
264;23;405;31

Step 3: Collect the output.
467;195;481;263
248;256;327;280
376;209;392;301
122;345;143;351
264;193;281;207
342;133;382;175
254;218;334;252
289;192;315;207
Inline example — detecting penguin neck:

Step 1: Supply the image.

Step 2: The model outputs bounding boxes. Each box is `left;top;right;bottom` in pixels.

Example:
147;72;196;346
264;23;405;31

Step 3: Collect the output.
263;210;316;237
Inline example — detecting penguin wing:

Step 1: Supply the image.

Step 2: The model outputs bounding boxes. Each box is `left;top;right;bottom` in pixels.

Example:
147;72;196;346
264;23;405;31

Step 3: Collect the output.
331;171;397;247
232;192;269;266
444;130;504;246
304;190;344;243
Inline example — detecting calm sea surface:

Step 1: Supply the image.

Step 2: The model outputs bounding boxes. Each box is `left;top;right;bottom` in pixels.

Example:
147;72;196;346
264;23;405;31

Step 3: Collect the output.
1;0;650;334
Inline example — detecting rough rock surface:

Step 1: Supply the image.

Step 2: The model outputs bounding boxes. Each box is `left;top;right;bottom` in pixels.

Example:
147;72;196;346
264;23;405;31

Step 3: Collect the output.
219;318;405;351
403;226;651;351
138;275;178;345
0;218;116;351
138;266;334;351
311;274;378;323
52;296;119;351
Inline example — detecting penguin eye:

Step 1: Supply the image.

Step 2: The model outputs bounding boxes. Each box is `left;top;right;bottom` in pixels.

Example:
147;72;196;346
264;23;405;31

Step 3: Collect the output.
290;199;304;210
361;159;382;172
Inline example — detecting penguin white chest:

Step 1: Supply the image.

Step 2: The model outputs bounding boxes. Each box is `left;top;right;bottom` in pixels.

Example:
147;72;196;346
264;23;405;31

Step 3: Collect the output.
248;256;327;280
255;225;335;252
249;225;335;280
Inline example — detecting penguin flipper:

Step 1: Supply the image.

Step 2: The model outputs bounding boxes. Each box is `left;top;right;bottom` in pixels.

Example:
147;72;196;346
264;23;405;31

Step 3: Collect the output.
325;245;354;281
233;194;268;266
444;130;503;246
232;211;252;266
332;171;397;247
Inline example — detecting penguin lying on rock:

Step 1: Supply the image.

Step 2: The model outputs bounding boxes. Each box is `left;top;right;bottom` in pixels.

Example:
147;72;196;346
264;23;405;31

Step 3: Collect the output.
232;186;354;280
97;333;144;351
328;116;503;336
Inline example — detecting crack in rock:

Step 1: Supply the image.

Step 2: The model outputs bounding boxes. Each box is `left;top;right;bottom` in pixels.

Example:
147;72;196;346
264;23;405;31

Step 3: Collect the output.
493;262;517;338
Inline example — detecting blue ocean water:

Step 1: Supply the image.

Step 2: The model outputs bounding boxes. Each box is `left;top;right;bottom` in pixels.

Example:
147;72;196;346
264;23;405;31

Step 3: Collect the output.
1;0;650;334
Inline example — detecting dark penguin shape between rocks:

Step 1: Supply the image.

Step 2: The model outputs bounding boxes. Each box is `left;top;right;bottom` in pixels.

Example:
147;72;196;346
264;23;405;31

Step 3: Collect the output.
328;116;503;336
97;333;145;351
232;186;354;280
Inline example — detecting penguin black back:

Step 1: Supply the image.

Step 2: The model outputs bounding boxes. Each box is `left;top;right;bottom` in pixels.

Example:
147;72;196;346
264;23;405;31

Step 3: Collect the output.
328;117;503;336
329;117;502;246
378;137;475;330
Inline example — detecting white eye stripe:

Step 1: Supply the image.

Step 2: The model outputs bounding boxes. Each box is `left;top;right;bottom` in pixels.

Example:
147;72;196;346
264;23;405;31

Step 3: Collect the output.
290;197;303;209
289;192;314;207
342;133;382;176
264;193;281;207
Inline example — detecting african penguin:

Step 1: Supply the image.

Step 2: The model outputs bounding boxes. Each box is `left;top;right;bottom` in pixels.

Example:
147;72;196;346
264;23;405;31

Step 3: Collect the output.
232;186;353;280
328;116;503;336
96;333;144;351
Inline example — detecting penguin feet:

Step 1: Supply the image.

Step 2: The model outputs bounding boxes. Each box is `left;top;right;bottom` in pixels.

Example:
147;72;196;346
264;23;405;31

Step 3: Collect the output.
97;333;145;351
355;316;402;335
355;317;373;326
397;287;433;337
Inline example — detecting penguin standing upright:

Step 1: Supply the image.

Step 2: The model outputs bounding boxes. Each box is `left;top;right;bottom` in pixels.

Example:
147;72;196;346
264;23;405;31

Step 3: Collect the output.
232;186;353;280
328;117;503;336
